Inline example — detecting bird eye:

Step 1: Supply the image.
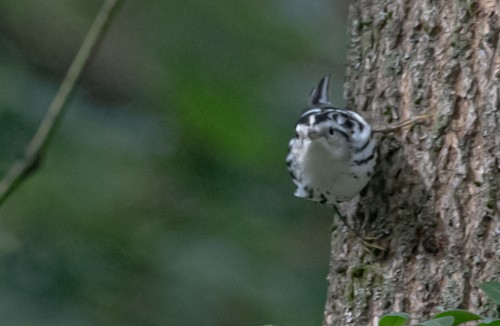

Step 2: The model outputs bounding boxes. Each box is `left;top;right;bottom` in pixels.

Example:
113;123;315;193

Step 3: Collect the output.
329;127;334;135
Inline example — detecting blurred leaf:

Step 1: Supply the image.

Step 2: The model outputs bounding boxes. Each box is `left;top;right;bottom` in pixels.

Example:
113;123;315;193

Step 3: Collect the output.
432;310;481;325
480;282;500;304
413;317;454;326
379;312;410;326
478;319;500;325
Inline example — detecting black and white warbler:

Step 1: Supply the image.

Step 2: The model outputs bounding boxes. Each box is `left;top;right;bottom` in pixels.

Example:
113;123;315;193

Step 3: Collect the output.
286;76;377;246
286;76;429;248
286;76;376;205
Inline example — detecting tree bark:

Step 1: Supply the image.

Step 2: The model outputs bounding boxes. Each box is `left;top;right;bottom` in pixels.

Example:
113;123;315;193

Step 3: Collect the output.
324;0;499;325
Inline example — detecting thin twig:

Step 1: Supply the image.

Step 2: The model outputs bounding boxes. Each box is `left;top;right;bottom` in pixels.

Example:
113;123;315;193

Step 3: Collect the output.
0;0;123;206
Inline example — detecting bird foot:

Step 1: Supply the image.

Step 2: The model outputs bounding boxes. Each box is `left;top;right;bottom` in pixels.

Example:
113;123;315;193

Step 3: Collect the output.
332;206;386;251
360;236;385;252
373;115;431;134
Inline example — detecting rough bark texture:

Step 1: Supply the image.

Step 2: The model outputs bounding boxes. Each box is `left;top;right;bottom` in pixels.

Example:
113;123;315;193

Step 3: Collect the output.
324;0;499;325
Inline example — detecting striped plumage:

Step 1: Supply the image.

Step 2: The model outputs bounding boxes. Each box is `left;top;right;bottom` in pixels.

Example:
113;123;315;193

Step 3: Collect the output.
286;76;377;205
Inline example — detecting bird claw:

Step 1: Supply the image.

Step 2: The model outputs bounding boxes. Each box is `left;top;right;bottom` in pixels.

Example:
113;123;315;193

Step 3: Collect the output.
332;206;385;251
360;237;385;251
372;115;431;134
360;235;379;241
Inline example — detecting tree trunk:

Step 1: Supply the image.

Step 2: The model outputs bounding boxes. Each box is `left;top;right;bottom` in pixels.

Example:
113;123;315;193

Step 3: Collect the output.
324;0;499;325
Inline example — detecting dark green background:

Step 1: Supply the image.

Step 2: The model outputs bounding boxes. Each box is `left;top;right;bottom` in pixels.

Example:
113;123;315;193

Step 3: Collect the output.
0;1;348;325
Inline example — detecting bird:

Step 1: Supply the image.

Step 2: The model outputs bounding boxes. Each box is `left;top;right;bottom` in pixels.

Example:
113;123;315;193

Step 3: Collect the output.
286;76;379;248
286;76;430;249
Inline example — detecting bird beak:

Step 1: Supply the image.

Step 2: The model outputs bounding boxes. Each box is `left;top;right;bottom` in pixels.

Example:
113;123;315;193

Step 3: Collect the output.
307;130;321;140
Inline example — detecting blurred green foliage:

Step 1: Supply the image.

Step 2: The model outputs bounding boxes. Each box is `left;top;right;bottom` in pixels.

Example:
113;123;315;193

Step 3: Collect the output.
0;0;348;325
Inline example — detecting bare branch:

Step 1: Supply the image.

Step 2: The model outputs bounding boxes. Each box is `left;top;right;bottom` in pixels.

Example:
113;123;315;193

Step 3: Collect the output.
0;0;123;206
